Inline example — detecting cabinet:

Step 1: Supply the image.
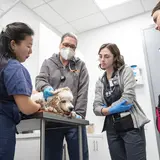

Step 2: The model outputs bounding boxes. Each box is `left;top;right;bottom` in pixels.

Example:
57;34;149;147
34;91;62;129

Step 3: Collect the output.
87;134;111;160
15;133;111;160
15;133;68;160
15;133;40;160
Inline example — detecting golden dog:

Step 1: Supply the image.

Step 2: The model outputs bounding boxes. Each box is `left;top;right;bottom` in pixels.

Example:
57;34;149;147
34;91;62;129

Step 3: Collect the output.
31;87;76;118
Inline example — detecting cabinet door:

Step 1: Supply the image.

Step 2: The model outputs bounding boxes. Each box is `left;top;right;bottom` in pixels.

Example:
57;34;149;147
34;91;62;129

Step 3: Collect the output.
88;138;97;160
15;137;40;160
88;137;111;160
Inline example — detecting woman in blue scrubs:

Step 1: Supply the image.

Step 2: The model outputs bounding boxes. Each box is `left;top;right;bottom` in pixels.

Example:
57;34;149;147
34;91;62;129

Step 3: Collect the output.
0;22;41;160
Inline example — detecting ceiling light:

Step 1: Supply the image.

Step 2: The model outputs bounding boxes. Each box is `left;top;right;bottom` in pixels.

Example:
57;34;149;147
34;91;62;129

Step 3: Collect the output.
94;0;131;10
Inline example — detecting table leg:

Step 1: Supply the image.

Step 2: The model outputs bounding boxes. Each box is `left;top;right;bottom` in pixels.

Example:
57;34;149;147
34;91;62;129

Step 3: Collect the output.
40;119;45;160
78;125;83;160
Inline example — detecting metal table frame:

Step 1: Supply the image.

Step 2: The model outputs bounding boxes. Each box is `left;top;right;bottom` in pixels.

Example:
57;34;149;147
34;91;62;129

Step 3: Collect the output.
17;112;89;160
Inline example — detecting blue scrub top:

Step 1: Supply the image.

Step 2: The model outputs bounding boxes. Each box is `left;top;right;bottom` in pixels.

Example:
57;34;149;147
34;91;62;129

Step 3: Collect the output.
0;59;32;124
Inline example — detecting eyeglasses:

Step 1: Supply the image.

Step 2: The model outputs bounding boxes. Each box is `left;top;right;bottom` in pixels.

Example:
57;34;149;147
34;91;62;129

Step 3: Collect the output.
62;43;76;50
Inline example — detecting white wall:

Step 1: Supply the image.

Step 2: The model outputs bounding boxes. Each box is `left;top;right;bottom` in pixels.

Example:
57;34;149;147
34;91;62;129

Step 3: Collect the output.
38;22;85;70
0;3;40;88
0;2;86;85
77;12;160;160
0;2;60;88
39;22;60;70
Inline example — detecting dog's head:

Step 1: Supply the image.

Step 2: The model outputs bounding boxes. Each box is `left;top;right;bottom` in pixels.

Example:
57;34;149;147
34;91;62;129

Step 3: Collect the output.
48;87;74;114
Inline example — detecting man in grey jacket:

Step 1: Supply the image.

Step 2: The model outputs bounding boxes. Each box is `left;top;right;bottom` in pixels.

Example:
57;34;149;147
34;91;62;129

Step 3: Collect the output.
35;33;89;160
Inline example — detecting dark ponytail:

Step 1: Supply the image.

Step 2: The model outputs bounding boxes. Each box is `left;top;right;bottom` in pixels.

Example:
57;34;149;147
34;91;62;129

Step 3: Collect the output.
0;22;34;64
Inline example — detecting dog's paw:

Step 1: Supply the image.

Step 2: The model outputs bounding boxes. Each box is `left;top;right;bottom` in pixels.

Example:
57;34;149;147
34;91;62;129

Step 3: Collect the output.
67;112;82;119
71;112;82;119
35;99;46;110
70;111;76;118
52;108;58;113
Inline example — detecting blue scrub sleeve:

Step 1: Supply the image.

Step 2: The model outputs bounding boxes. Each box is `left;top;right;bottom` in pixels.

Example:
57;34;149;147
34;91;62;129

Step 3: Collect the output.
3;63;32;96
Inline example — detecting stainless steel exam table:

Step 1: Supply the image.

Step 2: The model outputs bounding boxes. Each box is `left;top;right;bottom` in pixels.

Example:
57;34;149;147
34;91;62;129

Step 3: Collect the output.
17;112;89;160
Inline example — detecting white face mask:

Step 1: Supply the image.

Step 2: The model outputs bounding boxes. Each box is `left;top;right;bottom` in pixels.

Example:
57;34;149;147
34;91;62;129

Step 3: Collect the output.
60;48;75;60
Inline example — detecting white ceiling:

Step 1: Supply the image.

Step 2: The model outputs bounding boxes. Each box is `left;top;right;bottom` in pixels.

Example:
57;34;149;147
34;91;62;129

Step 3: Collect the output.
0;0;158;34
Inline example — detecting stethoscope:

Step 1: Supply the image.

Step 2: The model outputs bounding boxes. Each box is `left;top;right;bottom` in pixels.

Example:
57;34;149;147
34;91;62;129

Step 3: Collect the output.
60;61;79;82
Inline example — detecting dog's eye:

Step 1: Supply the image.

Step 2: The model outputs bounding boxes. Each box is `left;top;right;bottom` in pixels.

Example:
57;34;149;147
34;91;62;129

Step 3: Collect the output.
61;100;66;103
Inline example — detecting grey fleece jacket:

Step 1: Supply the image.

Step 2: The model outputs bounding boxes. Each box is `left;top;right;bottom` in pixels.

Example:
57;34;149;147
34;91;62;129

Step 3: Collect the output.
93;65;150;128
35;53;89;118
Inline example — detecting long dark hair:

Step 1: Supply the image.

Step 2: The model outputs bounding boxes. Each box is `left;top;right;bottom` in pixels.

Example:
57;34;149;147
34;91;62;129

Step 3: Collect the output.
0;22;34;64
98;43;125;70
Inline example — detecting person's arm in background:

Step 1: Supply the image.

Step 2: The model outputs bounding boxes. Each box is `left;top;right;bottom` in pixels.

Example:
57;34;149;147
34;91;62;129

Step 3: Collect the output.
74;62;89;119
35;59;53;92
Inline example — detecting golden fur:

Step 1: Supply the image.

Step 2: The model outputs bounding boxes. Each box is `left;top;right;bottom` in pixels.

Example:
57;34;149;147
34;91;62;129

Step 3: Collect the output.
31;87;76;118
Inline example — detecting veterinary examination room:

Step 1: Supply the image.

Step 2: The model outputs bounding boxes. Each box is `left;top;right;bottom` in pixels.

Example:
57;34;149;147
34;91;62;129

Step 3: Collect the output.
1;0;160;160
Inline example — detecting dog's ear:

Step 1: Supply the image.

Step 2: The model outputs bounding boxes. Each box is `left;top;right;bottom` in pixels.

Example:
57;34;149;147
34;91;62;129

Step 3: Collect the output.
46;96;63;113
52;87;70;95
48;95;59;107
49;95;65;113
63;87;70;92
52;88;63;95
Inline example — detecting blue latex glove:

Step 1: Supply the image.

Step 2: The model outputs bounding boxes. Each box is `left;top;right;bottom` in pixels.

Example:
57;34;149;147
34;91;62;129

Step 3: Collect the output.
43;86;54;101
108;100;133;115
76;114;82;119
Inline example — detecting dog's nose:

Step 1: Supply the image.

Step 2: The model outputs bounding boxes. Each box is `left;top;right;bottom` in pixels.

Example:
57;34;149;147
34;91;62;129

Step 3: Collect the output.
68;106;74;112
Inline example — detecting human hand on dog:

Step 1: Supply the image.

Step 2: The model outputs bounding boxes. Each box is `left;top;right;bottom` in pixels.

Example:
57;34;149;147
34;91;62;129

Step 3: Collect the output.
43;86;54;101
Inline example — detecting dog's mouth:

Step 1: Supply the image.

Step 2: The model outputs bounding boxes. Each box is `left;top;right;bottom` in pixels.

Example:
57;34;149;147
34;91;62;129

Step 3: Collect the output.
64;111;71;115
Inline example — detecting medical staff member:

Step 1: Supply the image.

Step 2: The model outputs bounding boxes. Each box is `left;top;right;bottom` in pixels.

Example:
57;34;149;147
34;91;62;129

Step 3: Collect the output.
152;1;160;31
36;32;89;160
0;22;41;160
93;43;150;160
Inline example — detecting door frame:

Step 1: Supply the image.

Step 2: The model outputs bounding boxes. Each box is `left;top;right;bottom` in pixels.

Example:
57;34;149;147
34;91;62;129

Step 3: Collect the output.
142;24;160;159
